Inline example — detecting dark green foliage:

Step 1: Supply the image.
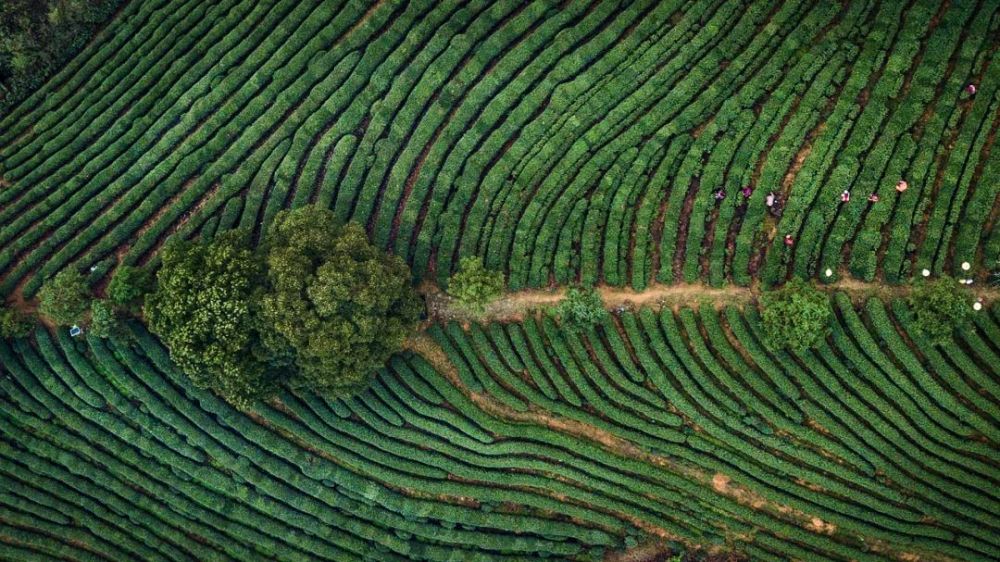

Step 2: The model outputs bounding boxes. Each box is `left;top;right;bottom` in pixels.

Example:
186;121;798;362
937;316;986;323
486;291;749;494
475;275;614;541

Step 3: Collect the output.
759;279;831;351
0;0;124;113
0;305;31;338
144;231;275;409
447;257;504;313
143;207;421;405
555;287;607;331
88;299;121;339
908;277;971;345
37;269;90;326
106;265;154;310
259;206;421;397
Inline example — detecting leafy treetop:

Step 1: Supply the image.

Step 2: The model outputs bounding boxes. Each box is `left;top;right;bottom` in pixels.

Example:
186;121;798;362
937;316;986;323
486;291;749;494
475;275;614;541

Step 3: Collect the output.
89;299;122;339
908;277;971;345
144;230;276;409
107;265;154;311
759;278;832;351
1;0;124;111
38;269;90;326
447;256;504;313
260;207;422;396
0;306;31;338
555;287;607;331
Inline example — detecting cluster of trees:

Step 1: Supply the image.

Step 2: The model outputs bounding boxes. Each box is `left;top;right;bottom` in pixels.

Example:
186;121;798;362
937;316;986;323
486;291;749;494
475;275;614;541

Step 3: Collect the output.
4;204;980;406
0;306;31;338
0;0;123;112
2;263;153;339
144;206;423;407
1;205;426;408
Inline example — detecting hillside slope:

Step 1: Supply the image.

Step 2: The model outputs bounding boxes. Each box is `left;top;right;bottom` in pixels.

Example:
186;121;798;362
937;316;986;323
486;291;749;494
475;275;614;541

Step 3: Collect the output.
0;0;998;298
2;298;999;561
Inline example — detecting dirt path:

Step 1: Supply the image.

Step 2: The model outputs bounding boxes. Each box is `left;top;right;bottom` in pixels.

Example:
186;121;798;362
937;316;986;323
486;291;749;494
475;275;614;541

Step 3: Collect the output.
422;278;999;324
5;278;55;329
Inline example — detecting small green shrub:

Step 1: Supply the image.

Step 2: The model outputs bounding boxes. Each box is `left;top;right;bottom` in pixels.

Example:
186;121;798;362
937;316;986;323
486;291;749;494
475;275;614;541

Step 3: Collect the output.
759;278;831;351
447;257;504;313
38;269;90;326
107;265;155;310
908;277;970;345
555;287;607;331
0;306;31;338
88;299;121;339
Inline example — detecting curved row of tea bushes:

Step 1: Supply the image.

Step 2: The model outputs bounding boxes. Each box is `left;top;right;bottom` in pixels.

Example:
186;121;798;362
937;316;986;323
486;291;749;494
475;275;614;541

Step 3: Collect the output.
2;0;998;296
3;296;995;560
429;301;999;560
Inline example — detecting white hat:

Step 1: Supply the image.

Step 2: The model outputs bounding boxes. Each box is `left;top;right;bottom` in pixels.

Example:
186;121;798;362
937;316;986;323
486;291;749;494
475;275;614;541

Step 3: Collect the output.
961;262;971;271
824;268;833;277
973;302;982;311
921;269;930;277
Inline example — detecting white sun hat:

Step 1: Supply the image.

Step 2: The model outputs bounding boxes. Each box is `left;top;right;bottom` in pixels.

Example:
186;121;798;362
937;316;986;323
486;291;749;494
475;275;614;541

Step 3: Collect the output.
961;262;971;271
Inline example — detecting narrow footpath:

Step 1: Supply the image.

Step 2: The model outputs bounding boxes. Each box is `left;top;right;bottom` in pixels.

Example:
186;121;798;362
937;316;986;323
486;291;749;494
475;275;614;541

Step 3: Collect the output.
420;278;999;324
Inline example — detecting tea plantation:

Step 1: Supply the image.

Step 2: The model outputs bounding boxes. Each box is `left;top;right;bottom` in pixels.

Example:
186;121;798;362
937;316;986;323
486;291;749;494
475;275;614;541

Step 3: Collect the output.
0;0;998;560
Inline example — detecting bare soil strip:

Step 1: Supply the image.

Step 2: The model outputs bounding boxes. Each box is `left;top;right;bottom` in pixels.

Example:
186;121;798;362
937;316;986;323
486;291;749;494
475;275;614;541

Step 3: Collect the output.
421;278;999;324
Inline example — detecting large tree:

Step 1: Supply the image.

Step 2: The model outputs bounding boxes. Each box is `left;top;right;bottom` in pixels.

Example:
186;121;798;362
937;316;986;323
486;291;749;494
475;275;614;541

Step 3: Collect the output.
144;231;277;408
259;206;421;397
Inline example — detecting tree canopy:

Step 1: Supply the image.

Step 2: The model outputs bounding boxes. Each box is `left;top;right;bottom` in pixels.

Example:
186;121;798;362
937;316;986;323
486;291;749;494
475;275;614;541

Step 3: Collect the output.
908;277;971;345
144;230;276;408
555;287;607;331
38;269;90;326
107;264;154;311
260;207;422;396
142;206;422;406
0;306;31;338
88;299;122;339
1;0;123;111
447;256;504;313
759;278;832;351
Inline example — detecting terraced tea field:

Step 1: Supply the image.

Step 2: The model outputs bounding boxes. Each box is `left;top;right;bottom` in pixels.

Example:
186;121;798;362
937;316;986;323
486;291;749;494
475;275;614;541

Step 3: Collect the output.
1;0;999;561
2;300;1000;561
2;0;1000;296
